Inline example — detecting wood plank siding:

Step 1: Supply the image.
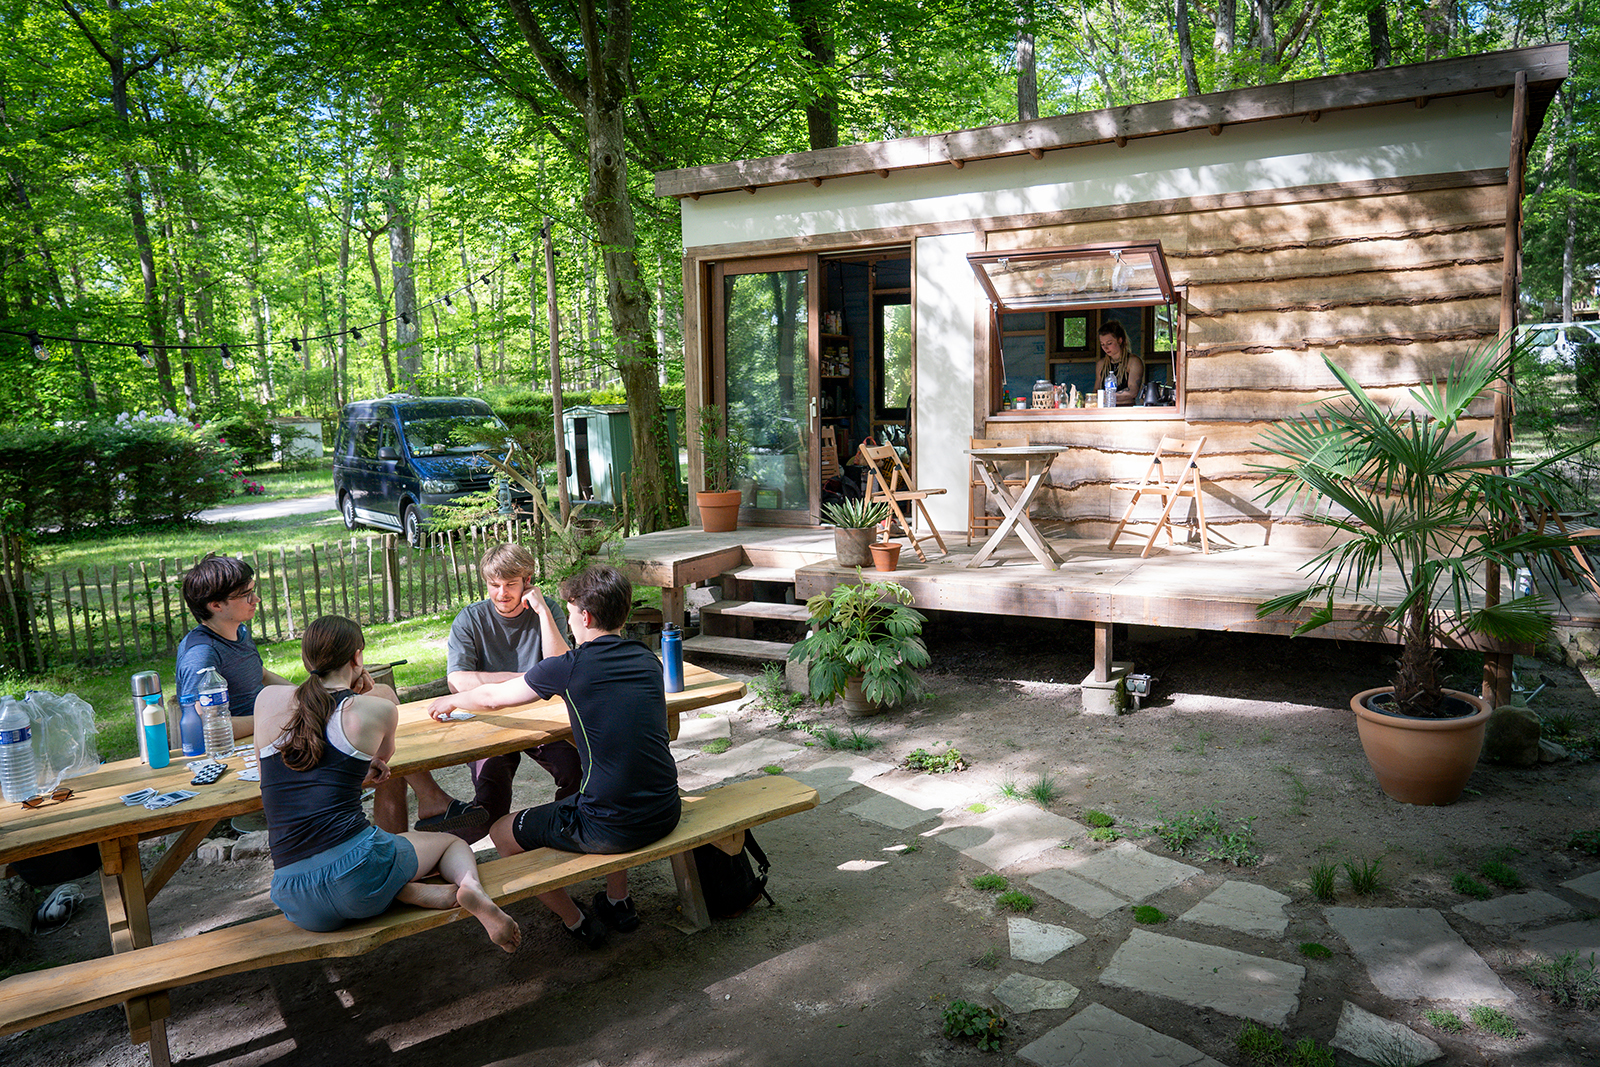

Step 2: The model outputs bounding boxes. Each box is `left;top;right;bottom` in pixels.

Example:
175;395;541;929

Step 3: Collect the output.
981;180;1506;547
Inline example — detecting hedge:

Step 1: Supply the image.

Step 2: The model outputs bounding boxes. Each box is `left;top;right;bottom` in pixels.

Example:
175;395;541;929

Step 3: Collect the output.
0;414;242;533
486;385;687;463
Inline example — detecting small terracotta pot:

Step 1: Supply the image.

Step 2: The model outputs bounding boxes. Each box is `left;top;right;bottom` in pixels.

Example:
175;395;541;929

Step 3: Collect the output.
695;490;743;533
834;527;874;567
870;541;901;572
1350;686;1492;805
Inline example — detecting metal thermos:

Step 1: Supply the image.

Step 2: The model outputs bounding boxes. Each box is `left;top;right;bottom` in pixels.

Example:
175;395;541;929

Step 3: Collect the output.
661;624;684;693
131;671;164;765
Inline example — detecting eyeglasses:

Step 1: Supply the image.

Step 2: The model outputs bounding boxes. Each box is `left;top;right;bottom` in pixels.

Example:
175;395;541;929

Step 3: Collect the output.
21;787;73;810
229;586;261;603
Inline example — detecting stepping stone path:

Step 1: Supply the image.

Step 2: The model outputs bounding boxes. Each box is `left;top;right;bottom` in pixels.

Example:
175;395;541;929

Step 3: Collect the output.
678;729;1587;1064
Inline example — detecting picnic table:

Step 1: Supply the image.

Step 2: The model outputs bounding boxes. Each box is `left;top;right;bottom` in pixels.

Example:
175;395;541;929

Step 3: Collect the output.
0;663;745;1066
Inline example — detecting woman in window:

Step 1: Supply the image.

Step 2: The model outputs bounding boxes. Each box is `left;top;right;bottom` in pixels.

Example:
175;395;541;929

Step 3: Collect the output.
1094;321;1144;407
255;615;521;952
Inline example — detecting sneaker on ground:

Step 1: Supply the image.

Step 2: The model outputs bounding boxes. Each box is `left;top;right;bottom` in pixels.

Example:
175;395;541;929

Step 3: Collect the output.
34;882;84;934
591;890;640;932
564;910;609;949
413;799;491;834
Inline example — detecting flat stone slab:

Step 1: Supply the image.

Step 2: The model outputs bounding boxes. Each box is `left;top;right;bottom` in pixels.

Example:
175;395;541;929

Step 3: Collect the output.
670;714;730;744
1560;869;1600;903
1517;919;1600;960
992;973;1081;1014
685;737;808;779
1009;917;1087;964
1326;907;1512;1003
1018;1002;1228;1067
1179;881;1291;939
1029;869;1129;918
844;774;973;830
1452;891;1577;930
1059;842;1201;903
931;806;1084;870
1099;929;1304;1026
1330;1002;1443;1065
788;753;896;804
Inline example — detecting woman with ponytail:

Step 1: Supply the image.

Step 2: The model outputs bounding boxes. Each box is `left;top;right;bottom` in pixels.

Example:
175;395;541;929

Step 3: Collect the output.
254;615;520;952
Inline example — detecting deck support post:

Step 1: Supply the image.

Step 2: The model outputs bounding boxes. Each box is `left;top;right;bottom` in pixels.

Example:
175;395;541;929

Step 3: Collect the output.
661;585;686;630
1093;621;1112;683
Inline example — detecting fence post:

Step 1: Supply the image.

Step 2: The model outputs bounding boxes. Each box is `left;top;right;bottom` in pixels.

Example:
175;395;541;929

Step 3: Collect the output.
382;536;399;623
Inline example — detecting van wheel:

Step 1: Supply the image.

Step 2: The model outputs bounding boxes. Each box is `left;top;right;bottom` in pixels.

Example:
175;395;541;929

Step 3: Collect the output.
402;504;422;548
340;494;357;530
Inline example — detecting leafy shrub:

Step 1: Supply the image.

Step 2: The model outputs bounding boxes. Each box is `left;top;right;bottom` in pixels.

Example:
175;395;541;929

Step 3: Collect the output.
942;998;1005;1051
0;413;241;532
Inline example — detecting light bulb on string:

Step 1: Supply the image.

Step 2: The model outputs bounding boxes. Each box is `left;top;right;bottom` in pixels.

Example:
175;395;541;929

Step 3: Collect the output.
219;344;234;370
290;337;301;354
350;327;363;346
135;342;154;369
510;252;521;264
27;331;48;361
443;295;456;314
400;312;411;326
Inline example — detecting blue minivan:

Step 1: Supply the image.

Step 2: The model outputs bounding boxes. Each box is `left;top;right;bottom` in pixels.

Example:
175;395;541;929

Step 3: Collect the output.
333;395;523;545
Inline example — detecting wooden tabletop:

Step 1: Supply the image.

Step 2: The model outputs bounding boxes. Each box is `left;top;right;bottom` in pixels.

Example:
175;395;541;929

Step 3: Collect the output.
965;446;1066;460
0;663;745;866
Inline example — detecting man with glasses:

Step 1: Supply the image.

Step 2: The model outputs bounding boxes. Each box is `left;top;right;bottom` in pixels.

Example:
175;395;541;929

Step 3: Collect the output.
177;554;293;740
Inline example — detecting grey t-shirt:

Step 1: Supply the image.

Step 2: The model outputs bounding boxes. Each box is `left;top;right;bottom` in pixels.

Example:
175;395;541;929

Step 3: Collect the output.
175;623;264;717
446;596;568;677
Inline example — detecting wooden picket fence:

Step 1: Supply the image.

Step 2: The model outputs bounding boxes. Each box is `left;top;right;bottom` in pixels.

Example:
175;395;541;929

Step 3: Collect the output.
1;519;556;669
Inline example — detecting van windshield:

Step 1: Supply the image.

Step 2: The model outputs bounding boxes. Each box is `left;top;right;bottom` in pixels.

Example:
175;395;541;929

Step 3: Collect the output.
402;411;510;455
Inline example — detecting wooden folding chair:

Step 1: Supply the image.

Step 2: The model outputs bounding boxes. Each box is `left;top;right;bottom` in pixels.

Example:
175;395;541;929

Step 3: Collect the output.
967;437;1053;545
820;425;841;482
1525;503;1600;598
1107;436;1211;557
855;441;948;561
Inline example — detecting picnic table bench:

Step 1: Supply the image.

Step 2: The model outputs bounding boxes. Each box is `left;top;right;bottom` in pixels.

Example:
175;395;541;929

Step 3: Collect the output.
0;774;818;1043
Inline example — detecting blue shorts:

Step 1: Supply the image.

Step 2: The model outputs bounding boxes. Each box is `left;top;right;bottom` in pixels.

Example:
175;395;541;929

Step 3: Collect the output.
270;826;419;932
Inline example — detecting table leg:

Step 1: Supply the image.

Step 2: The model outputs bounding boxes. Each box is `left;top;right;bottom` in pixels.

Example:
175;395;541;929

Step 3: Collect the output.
145;818;219;901
968;464;1017;567
968;464;1062;569
1005;471;1064;568
99;836;172;1067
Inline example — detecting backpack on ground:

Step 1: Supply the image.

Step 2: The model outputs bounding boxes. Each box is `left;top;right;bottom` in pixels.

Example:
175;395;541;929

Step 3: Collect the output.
691;830;773;919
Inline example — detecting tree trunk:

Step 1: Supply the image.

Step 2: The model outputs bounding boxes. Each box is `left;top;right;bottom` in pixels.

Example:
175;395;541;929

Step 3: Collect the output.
1367;4;1391;69
365;229;396;392
1177;0;1201;96
1213;0;1237;89
460;237;485;387
789;0;839;150
1016;25;1037;122
544;218;573;522
1421;0;1452;60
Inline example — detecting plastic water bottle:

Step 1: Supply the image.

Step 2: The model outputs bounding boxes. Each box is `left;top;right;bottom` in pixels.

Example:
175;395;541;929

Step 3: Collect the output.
197;666;234;758
661;623;684;694
0;695;39;803
1104;369;1118;408
179;694;205;757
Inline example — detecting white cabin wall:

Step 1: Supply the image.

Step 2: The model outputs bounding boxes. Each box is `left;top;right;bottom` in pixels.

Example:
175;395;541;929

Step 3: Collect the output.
679;95;1514;250
912;233;978;534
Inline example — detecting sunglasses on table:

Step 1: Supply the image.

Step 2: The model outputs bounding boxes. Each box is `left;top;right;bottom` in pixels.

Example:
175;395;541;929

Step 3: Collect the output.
21;787;74;810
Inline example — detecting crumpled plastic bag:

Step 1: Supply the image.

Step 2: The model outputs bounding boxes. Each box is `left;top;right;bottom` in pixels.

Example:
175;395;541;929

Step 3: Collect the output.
23;691;102;793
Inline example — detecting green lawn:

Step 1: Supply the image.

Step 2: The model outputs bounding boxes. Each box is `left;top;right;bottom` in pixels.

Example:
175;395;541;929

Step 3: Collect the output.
245;457;335;503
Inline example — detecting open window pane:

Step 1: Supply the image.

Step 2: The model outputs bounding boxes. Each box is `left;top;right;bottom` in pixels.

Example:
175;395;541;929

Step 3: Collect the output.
969;243;1174;310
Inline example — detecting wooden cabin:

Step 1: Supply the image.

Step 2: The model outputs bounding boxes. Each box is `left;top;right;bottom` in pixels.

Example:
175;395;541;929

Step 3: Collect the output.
656;45;1566;547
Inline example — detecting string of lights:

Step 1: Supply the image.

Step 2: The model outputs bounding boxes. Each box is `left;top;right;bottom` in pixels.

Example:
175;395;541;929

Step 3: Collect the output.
1;249;536;366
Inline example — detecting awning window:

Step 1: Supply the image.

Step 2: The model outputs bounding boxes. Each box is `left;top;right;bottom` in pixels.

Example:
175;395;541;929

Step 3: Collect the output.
968;243;1175;310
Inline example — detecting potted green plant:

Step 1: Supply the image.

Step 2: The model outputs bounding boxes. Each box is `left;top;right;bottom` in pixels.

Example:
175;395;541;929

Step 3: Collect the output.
823;498;890;567
1252;335;1587;804
696;405;745;533
789;572;929;717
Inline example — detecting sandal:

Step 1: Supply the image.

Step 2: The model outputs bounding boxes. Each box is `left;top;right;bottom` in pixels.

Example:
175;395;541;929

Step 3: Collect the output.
414;799;491;834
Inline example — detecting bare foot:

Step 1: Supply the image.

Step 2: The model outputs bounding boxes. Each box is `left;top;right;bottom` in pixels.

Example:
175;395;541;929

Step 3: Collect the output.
458;882;521;953
396;881;459;910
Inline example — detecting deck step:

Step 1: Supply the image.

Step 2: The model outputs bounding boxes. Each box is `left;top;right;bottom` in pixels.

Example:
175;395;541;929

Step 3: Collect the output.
684;635;796;662
721;564;798;584
702;599;810;622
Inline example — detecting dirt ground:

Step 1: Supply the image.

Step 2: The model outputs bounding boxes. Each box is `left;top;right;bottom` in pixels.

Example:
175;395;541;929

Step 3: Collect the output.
4;623;1599;1067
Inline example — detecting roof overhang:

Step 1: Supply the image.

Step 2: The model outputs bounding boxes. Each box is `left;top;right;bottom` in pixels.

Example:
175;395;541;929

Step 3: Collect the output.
656;44;1568;201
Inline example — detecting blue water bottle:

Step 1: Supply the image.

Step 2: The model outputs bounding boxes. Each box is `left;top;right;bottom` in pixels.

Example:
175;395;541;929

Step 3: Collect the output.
142;704;170;769
661;623;684;693
178;693;205;757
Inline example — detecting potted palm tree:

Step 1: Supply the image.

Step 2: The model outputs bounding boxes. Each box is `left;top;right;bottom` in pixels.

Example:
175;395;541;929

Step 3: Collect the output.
1252;335;1588;804
695;405;745;533
789;573;929;717
823;498;890;567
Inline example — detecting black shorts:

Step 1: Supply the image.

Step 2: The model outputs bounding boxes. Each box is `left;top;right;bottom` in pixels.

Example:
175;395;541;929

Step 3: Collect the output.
508;794;681;855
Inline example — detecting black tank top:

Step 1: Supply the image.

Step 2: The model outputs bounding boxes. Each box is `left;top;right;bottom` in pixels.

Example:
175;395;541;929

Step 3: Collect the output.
259;689;372;867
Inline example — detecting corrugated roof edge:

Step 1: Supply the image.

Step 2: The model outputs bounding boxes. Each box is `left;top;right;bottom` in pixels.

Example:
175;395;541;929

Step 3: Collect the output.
654;44;1568;200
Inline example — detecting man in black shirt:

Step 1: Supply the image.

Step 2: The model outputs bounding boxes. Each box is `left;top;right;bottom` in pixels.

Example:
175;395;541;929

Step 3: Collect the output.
429;565;677;948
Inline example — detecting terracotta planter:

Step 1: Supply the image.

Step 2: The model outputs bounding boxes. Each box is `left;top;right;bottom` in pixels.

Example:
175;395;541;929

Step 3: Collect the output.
695;490;743;533
834;527;874;567
841;673;881;717
1350;686;1492;805
870;541;901;572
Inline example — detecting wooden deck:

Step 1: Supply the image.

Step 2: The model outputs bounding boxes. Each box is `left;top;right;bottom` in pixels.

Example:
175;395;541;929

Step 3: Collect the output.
619;523;1600;689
